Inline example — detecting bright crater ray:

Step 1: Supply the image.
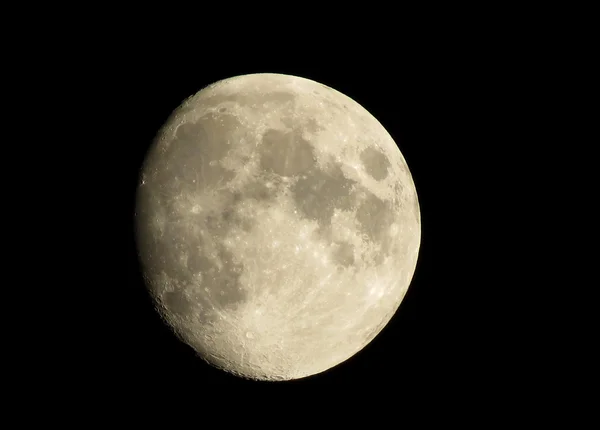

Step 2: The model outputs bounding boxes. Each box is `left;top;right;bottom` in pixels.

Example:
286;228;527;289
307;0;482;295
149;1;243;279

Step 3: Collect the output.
135;73;421;381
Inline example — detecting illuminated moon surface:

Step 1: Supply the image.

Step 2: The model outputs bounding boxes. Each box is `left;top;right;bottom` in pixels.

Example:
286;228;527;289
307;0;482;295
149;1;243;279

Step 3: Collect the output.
135;73;421;381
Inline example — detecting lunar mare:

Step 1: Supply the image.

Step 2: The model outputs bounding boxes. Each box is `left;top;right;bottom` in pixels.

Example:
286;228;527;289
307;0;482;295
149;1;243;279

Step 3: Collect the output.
135;73;420;381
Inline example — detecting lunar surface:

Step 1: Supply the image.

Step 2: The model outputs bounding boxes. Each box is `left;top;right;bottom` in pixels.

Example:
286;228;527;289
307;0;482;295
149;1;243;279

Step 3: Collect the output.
135;73;421;381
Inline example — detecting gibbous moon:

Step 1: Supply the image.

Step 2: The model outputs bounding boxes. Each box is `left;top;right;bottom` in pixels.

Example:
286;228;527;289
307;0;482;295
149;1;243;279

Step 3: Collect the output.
135;73;421;381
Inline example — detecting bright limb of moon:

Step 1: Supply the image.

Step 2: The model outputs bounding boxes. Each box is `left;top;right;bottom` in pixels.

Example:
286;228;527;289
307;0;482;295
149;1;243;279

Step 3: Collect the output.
135;73;421;381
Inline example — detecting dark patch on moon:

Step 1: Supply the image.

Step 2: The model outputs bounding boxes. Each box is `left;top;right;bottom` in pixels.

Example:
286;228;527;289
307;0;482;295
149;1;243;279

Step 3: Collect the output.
149;113;241;197
291;162;356;227
354;188;396;264
163;290;193;316
207;90;296;108
393;180;419;225
360;147;391;181
138;185;254;324
201;189;261;236
260;128;315;177
331;241;355;267
139;223;191;283
239;181;273;202
355;189;395;242
186;249;215;276
204;213;227;236
158;237;248;322
205;246;247;309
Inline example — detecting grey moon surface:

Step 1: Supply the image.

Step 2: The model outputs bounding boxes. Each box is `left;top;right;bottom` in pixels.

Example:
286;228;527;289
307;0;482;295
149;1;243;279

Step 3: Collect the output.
135;73;421;381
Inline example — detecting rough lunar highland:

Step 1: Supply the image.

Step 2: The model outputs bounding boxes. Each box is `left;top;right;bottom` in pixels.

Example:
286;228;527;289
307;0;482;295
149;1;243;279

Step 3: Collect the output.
135;73;421;381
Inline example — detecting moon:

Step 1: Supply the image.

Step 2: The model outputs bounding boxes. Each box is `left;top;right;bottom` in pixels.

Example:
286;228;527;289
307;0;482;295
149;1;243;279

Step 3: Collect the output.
135;73;421;381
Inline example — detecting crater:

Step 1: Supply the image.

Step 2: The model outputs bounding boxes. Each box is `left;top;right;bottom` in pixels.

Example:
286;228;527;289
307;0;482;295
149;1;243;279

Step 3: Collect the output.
360;147;391;181
259;128;315;177
291;162;356;227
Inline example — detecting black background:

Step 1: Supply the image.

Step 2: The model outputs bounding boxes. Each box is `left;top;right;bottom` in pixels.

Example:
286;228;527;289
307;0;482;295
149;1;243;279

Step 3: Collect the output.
12;6;572;419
